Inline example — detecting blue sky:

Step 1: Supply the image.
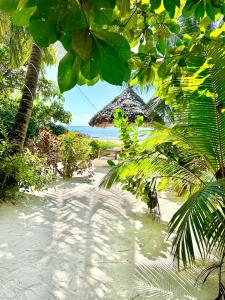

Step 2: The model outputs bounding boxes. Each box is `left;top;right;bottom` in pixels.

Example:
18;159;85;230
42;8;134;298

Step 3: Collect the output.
46;65;154;126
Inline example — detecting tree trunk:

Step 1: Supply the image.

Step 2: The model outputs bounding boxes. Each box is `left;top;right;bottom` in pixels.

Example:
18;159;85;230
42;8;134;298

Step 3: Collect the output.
10;43;42;152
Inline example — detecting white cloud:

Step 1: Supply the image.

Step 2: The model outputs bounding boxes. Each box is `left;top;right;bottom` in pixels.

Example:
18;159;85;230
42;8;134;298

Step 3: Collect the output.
71;113;93;126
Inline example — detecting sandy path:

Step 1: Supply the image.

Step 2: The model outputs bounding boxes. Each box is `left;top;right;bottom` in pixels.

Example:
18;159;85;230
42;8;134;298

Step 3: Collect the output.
0;164;218;299
0;167;143;300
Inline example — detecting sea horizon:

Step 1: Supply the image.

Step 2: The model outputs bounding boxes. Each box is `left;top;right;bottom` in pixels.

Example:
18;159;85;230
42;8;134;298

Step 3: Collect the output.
68;125;151;140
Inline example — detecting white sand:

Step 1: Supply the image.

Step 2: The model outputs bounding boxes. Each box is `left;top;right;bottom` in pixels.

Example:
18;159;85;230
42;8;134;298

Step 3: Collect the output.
0;161;218;299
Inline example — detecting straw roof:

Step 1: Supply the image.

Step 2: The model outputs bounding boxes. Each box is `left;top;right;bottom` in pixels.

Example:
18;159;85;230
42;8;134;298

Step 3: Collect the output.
89;87;152;127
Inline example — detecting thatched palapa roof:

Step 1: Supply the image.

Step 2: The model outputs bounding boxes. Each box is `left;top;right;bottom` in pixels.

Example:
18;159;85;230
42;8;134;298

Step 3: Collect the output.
89;87;152;127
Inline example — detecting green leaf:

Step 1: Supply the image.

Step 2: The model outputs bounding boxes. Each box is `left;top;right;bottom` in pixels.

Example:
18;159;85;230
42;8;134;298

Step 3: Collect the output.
107;159;116;166
94;8;114;25
60;33;72;52
88;0;116;9
29;19;58;47
18;0;37;8
211;0;223;8
80;58;99;80
93;31;131;85
11;6;36;26
58;53;78;92
158;61;168;78
194;0;205;21
163;0;179;18
117;0;130;16
97;41;131;85
150;0;161;10
94;30;131;61
166;20;180;34
206;1;215;20
156;38;166;55
37;0;55;14
0;0;20;11
71;29;92;61
60;7;87;32
182;0;200;17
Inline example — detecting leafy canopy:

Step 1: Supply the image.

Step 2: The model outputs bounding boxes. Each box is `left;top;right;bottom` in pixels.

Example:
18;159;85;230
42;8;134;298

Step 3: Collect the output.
1;0;224;92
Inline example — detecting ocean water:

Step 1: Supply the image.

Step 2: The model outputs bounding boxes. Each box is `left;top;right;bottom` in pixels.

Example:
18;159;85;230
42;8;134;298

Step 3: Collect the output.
68;126;120;140
68;126;151;140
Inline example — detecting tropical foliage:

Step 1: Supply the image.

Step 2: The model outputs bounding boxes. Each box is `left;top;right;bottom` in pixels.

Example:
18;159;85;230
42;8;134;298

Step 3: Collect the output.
0;133;54;198
101;38;225;293
0;0;224;92
1;0;225;297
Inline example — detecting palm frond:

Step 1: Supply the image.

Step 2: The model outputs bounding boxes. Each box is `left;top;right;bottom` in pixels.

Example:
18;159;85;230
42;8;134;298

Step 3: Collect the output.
168;41;225;176
168;179;225;268
100;151;203;198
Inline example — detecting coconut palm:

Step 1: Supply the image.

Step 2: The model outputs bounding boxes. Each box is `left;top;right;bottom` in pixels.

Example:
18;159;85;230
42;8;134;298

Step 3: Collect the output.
0;12;56;151
100;40;225;296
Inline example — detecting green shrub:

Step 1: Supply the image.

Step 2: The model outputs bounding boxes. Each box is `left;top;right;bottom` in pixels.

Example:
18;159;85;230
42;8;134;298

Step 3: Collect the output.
0;140;54;199
48;123;68;136
27;128;60;174
59;132;92;178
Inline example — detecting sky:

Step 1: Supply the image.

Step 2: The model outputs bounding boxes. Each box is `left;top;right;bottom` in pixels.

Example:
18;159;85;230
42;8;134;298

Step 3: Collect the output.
46;65;154;126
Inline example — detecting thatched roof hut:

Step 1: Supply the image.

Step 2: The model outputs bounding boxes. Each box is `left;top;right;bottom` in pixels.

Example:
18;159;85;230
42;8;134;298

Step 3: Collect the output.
89;87;152;127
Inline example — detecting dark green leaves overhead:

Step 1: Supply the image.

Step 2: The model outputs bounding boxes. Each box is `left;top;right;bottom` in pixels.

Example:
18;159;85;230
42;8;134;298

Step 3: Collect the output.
58;53;79;93
150;0;161;10
80;57;99;81
94;31;131;85
183;0;200;17
0;0;20;11
29;19;57;47
182;0;224;19
11;6;36;26
163;0;180;18
117;0;130;16
194;1;205;21
71;29;92;61
58;30;131;90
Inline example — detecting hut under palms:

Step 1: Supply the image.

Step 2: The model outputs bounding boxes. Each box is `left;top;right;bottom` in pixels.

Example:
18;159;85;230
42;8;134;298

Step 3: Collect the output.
89;87;152;127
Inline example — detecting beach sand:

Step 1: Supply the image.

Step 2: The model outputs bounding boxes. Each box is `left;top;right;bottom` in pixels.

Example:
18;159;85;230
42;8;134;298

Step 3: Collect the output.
0;160;217;299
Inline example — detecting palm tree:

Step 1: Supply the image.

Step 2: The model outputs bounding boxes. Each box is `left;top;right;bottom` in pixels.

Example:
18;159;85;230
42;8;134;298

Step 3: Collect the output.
9;43;42;151
100;40;225;296
0;12;55;151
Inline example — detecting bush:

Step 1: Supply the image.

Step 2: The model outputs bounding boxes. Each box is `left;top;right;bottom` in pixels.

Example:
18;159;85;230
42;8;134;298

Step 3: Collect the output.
26;128;60;174
0;140;54;199
48;123;68;136
58;132;93;178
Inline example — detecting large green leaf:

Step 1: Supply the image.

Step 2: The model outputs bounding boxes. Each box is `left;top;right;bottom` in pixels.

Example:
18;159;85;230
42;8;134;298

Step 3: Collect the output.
61;9;86;32
182;0;200;17
97;41;130;85
117;0;130;16
37;0;56;14
94;30;131;61
194;0;205;21
0;0;20;11
29;18;58;47
163;0;180;18
80;58;99;81
71;29;92;61
93;31;131;85
150;0;161;10
11;6;36;26
58;53;78;92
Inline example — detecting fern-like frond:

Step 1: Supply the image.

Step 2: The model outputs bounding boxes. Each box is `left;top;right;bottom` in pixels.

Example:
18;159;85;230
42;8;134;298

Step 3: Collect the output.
168;179;225;268
100;151;204;197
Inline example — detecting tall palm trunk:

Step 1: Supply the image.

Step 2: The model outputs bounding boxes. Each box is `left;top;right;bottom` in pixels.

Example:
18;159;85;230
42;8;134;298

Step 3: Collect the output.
10;43;42;152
